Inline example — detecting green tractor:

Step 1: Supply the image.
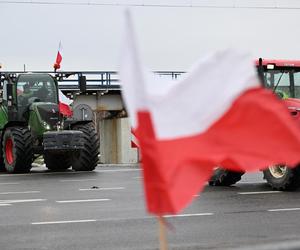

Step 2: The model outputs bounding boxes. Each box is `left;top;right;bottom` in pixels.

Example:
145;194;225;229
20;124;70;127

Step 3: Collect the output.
0;72;99;173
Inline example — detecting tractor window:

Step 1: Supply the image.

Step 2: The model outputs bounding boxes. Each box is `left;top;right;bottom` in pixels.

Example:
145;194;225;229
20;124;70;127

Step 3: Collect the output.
16;74;58;106
264;70;298;98
293;72;300;98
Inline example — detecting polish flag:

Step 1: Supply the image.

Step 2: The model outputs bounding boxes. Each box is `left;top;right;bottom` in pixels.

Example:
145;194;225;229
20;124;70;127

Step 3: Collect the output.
58;89;73;117
119;11;300;215
54;41;62;71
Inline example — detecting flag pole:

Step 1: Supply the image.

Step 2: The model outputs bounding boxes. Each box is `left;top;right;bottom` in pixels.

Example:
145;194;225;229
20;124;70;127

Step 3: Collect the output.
158;216;168;250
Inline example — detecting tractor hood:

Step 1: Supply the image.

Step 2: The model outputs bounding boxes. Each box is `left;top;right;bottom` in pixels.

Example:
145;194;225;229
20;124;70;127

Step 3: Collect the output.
283;98;300;110
283;98;300;122
28;102;60;137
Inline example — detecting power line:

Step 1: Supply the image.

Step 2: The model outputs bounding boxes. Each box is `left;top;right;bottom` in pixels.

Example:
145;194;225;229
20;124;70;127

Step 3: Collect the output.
0;1;300;10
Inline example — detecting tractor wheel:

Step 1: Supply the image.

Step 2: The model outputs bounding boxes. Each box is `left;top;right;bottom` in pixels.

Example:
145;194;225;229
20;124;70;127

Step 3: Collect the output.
209;168;245;186
71;122;99;171
263;164;300;191
44;153;72;171
2;127;33;173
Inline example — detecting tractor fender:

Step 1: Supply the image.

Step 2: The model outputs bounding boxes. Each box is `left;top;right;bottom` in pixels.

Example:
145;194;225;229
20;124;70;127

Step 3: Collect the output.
0;121;27;142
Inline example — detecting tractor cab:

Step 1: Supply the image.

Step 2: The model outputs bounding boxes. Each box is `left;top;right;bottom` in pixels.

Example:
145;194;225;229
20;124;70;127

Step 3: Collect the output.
15;74;60;128
258;59;300;97
257;59;300;121
0;73;61;137
16;74;58;107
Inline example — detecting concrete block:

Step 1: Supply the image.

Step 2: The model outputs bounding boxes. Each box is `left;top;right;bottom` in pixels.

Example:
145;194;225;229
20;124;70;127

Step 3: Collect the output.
99;118;139;164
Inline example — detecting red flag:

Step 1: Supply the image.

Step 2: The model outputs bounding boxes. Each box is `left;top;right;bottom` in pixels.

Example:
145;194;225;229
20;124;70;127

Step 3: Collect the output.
54;41;62;70
119;11;300;215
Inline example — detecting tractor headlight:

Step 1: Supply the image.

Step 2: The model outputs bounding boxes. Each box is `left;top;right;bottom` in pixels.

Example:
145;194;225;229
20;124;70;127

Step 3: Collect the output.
43;121;51;130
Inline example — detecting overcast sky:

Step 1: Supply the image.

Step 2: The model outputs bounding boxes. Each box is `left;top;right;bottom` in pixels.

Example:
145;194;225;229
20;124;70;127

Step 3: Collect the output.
1;0;300;71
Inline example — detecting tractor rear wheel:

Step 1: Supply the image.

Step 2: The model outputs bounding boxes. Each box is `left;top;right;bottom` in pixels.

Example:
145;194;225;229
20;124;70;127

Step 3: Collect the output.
263;164;300;191
2;127;33;173
44;153;72;171
71;122;99;171
209;168;245;186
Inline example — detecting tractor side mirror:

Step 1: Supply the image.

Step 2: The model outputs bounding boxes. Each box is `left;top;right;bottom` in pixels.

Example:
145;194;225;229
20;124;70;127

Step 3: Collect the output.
79;75;86;93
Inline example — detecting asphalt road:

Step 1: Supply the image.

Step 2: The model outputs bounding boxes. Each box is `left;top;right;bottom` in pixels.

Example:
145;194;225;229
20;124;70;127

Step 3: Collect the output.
0;165;299;250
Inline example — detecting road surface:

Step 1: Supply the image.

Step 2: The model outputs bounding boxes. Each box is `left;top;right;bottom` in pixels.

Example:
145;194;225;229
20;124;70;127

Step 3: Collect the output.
0;165;299;250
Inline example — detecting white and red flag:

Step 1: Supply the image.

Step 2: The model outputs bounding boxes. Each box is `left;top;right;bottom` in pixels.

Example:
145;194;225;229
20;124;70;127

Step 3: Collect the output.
119;11;300;216
58;89;73;117
54;41;62;71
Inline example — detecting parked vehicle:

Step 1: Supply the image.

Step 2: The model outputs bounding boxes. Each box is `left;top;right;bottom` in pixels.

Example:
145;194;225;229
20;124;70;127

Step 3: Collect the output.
209;59;300;190
0;72;99;173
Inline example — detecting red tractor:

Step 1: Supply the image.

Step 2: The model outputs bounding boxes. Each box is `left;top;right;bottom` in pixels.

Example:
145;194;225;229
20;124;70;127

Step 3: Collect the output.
209;58;300;190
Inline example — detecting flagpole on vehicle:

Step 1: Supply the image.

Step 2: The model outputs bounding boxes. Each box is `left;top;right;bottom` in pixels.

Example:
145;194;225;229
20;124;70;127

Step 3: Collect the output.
158;216;168;250
53;41;62;73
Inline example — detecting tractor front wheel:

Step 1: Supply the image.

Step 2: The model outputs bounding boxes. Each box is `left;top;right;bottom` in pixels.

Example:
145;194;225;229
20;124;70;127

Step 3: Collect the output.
44;153;72;171
209;168;245;186
71;123;99;171
2;127;33;173
263;164;300;191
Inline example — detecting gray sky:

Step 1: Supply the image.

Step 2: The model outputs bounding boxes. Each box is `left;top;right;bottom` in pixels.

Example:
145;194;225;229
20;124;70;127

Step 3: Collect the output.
1;0;300;71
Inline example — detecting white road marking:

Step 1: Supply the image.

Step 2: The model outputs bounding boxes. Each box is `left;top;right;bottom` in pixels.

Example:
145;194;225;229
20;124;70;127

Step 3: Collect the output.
238;191;282;195
0;199;46;204
0;204;12;206
0;182;20;185
239;181;266;184
60;179;97;182
31;213;212;225
0;168;140;177
0;172;75;177
79;187;124;191
56;199;110;203
164;213;213;218
32;219;97;225
96;169;140;173
268;208;300;212
0;191;40;195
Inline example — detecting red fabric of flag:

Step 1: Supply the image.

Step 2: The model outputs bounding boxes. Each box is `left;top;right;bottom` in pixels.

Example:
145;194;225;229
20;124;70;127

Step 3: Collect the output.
58;89;73;117
135;88;300;215
54;42;62;70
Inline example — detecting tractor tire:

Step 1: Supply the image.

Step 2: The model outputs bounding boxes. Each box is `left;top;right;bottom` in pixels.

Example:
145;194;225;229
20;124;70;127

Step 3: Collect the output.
209;168;244;186
71;122;99;171
263;164;300;191
2;127;33;173
44;153;72;171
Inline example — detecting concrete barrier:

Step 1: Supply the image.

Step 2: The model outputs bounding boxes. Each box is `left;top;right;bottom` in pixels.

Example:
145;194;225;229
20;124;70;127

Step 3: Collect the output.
99;117;139;164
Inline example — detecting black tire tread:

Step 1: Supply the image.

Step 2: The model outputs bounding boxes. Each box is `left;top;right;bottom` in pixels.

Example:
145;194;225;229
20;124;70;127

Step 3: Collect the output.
209;168;244;186
263;165;300;191
2;127;33;173
71;123;99;171
44;153;72;171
